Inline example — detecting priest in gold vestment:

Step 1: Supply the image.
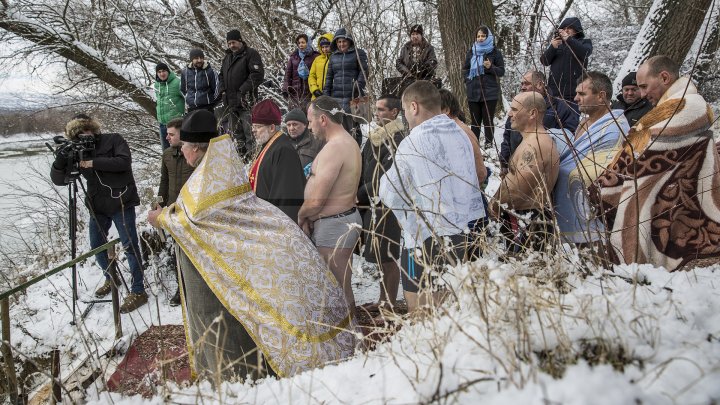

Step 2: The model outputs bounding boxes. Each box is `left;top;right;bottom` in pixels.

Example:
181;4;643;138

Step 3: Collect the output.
148;109;356;381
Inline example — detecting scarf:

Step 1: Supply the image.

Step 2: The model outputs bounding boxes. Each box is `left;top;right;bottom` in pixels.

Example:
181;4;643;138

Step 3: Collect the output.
467;31;495;79
297;48;310;80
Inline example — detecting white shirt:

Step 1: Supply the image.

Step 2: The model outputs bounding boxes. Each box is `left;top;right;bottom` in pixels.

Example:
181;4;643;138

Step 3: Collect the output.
379;114;486;248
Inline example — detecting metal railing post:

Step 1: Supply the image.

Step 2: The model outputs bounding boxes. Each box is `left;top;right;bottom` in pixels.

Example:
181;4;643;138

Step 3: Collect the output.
1;298;19;404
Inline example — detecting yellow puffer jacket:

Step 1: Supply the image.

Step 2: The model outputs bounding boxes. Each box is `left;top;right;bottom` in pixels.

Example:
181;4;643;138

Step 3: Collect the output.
308;32;334;100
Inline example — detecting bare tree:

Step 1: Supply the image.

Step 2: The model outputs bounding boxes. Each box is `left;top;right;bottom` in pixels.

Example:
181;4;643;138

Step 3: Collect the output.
437;0;495;102
614;0;713;89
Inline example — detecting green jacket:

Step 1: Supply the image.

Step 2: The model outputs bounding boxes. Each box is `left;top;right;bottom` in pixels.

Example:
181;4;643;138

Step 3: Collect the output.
154;71;185;124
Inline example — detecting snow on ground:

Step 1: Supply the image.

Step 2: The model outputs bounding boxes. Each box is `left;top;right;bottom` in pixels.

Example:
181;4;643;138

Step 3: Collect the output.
84;258;720;405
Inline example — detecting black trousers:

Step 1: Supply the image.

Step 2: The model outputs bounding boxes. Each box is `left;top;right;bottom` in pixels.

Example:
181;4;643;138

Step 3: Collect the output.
468;100;497;146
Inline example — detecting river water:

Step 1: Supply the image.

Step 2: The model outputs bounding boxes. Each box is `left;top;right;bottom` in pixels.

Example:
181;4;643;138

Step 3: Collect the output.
0;133;63;265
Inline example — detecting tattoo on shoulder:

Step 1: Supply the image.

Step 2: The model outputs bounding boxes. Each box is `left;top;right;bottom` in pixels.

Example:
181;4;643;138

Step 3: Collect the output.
522;149;534;165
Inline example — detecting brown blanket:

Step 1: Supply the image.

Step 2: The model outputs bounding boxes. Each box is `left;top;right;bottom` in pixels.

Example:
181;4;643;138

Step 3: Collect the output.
591;77;720;271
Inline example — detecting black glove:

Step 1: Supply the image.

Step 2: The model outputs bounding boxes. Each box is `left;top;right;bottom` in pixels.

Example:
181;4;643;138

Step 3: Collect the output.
313;90;323;97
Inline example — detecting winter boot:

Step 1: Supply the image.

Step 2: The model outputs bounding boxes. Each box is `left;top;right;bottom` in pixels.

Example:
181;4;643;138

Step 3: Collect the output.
94;279;113;298
119;292;148;313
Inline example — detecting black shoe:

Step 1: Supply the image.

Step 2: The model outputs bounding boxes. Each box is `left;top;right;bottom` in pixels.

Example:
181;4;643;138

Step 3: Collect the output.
169;289;181;306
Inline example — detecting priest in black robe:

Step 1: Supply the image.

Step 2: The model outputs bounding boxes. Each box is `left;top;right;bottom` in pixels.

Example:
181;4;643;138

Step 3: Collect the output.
249;99;306;223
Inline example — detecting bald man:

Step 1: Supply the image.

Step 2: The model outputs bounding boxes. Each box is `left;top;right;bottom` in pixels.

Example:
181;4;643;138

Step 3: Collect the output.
490;92;560;251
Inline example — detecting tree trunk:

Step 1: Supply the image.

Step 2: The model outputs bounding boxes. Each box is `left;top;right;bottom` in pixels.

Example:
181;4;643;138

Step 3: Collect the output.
615;0;713;91
692;0;720;100
437;0;495;106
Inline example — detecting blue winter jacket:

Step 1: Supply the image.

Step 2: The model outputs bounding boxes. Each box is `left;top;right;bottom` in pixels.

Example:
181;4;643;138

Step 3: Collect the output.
181;61;220;110
324;28;369;108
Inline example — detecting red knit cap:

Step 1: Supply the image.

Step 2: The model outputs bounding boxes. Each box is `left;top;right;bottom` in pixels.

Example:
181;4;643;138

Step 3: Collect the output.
251;99;282;125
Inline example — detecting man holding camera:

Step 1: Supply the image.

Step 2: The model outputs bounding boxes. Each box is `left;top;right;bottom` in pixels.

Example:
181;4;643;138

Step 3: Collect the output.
50;114;147;314
540;17;593;103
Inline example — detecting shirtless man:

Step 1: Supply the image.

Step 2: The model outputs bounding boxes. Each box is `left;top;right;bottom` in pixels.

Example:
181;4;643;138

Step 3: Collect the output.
299;96;362;311
490;91;560;250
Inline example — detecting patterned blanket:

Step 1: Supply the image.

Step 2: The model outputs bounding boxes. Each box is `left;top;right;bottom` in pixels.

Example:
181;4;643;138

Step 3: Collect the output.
591;77;720;270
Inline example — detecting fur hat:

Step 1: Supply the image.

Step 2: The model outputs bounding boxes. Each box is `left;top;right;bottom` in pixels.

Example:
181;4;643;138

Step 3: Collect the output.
65;114;100;140
410;24;424;36
284;108;308;125
226;29;242;42
621;72;638;88
155;62;169;72
180;110;217;143
189;48;204;60
251;100;282;125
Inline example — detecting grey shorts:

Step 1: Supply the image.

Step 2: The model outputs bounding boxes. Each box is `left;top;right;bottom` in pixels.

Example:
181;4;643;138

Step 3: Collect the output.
312;208;362;249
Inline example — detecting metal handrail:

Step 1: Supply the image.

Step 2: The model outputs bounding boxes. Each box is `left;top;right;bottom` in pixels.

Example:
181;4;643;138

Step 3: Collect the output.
0;238;120;301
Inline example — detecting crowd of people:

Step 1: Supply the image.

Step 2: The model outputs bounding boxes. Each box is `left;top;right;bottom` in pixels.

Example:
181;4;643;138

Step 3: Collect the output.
50;19;720;382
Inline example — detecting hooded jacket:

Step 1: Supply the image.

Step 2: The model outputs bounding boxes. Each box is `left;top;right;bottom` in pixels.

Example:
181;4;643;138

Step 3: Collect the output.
219;42;265;110
51;131;140;216
181;61;220;110
154;71;185;124
540;17;593;100
308;32;335;100
396;38;437;80
462;47;505;102
611;94;652;127
324;28;369;103
282;46;320;100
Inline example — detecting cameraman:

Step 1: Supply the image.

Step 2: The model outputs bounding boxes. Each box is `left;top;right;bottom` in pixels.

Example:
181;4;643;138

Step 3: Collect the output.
50;114;147;313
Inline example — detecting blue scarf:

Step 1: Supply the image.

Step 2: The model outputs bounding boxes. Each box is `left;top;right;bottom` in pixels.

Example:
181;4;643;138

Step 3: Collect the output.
467;31;495;80
297;48;310;80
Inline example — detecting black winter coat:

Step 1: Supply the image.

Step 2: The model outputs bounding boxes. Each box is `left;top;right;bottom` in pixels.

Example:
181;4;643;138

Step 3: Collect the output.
357;130;405;206
540;36;593;100
254;134;306;223
219;44;265;111
462;48;505;102
324;29;369;103
611;94;652;127
51;133;140;216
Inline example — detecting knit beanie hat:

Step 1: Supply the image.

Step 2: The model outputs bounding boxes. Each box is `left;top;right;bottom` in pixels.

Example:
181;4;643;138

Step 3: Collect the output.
189;48;205;60
226;29;242;42
65;114;101;140
410;24;424;36
621;72;638;87
251;100;282;125
284;108;308;125
180;110;217;143
319;38;331;47
155;62;170;72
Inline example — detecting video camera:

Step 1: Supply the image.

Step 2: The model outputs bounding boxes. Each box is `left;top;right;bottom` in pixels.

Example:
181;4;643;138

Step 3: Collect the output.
51;134;96;182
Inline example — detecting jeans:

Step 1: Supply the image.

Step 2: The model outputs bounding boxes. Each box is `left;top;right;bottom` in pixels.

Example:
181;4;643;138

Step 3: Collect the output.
89;206;145;294
159;123;170;150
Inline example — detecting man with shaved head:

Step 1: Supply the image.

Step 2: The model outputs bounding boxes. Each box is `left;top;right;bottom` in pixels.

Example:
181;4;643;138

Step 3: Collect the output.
490;91;560;251
592;55;720;270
